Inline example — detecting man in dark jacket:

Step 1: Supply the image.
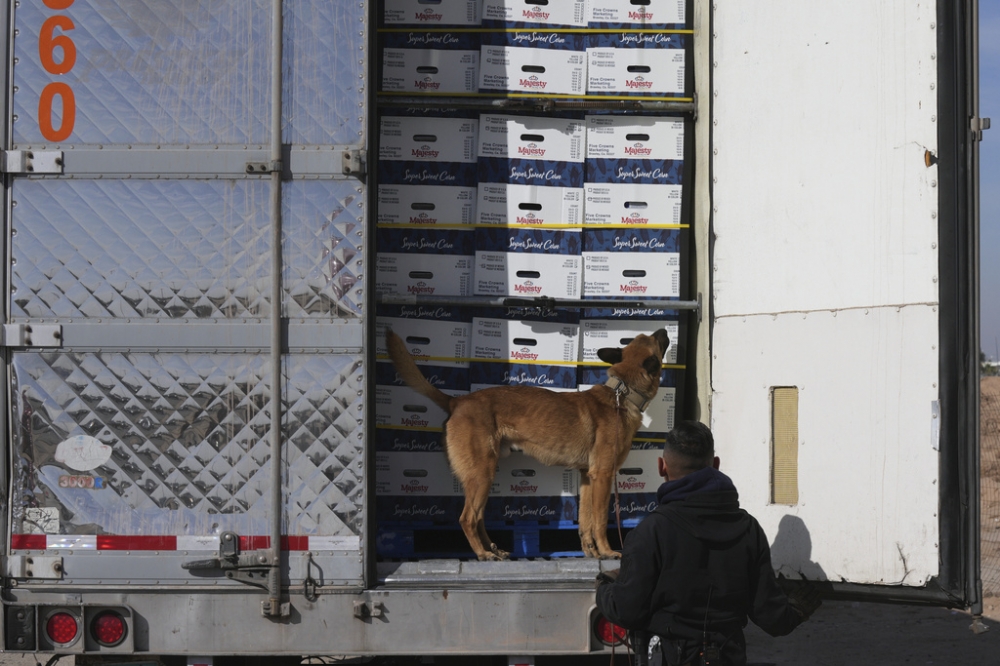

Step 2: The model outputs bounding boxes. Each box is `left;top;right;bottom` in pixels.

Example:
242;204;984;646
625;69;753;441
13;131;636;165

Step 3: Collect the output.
596;421;820;665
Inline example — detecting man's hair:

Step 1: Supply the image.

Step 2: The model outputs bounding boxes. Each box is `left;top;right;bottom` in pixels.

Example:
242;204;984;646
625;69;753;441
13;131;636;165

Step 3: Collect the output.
663;420;715;470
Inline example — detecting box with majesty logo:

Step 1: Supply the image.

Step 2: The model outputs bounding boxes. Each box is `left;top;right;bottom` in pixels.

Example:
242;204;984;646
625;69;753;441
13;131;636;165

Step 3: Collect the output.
376;228;475;297
376;304;472;368
586;33;686;97
382;32;480;94
587;0;686;28
471;309;580;391
477;113;585;225
380;115;479;163
582;228;682;298
383;0;482;26
378;182;477;225
474;227;582;298
374;361;470;429
584;181;683;225
479;32;587;95
585;115;685;185
482;0;586;27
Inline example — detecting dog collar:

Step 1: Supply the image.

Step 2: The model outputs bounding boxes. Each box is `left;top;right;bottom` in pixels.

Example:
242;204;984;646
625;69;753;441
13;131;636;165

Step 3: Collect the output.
605;376;653;412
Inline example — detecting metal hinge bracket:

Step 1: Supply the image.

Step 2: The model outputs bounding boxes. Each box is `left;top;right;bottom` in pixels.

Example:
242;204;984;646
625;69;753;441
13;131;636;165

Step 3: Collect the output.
342;149;367;177
353;600;385;620
245;160;282;174
2;324;63;348
2;150;64;174
971;116;991;141
7;555;64;579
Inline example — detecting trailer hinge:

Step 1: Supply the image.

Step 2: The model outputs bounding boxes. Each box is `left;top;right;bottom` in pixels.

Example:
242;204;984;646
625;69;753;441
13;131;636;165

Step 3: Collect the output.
342;149;367;177
2;324;63;348
971;116;991;141
245;160;282;174
353;599;385;620
2;150;64;174
7;555;63;579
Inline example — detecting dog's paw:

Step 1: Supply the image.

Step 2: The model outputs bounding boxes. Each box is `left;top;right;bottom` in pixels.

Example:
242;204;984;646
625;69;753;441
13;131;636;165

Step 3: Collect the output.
490;544;510;560
599;551;622;560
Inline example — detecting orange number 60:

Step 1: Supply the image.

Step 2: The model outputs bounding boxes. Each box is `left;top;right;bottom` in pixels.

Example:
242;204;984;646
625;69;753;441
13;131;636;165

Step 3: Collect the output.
39;15;76;75
39;82;75;142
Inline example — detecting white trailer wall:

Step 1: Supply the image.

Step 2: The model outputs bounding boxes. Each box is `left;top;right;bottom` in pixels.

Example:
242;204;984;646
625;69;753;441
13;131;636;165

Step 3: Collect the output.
711;2;941;585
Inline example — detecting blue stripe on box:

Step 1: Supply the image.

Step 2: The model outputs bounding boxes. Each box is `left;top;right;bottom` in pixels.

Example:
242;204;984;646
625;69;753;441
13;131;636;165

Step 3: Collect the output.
583;228;681;253
376;361;470;391
384;31;480;50
377;161;479;187
377;304;472;323
471;362;578;390
585;157;684;184
586;33;686;50
377;228;475;255
476;227;582;254
480;31;586;51
478;158;585;188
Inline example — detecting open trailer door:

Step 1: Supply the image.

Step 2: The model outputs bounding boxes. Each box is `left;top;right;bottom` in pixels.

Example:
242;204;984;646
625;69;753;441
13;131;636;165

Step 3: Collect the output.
706;0;981;608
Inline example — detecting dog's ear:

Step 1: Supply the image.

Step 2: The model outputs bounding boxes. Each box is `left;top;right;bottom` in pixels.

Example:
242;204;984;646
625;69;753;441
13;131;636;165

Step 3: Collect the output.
643;355;662;377
597;347;623;365
653;329;671;359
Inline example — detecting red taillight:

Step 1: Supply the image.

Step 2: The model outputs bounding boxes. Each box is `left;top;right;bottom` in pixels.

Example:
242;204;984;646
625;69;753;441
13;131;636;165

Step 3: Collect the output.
45;611;79;645
91;611;126;646
594;615;627;646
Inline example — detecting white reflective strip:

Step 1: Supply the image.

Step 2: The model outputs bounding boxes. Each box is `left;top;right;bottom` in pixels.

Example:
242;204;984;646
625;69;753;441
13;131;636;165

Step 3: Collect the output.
177;536;220;551
47;535;97;549
307;536;361;551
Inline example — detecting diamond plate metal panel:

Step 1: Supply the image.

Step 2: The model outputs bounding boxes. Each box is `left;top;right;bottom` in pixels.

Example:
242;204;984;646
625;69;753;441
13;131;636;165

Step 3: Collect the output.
11;179;272;320
283;180;365;318
283;0;367;146
12;0;271;146
11;352;364;539
12;0;366;148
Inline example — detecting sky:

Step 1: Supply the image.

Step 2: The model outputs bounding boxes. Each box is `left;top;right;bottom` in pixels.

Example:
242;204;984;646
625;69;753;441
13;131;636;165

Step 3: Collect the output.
981;3;1000;360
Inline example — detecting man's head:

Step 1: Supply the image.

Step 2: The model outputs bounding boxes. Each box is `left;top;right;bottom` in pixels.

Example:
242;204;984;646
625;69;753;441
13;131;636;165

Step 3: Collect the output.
657;420;720;481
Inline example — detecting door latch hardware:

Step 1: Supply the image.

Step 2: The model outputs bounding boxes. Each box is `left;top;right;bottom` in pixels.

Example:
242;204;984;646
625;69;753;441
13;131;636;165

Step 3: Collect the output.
2;150;64;174
353;600;385;620
342;149;367;177
2;324;63;348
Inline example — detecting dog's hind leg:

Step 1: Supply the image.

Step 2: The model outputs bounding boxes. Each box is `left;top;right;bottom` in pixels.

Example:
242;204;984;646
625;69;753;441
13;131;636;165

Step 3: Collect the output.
577;472;600;558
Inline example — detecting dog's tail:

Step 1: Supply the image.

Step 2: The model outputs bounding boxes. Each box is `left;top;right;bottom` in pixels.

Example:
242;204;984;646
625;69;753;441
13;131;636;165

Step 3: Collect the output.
385;329;454;413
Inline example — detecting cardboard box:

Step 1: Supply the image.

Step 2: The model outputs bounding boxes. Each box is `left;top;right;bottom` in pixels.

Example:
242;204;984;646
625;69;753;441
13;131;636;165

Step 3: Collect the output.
379;116;479;163
478;182;583;226
586;115;685;164
376;304;472;367
584;182;683;225
376;228;475;297
376;451;578;498
615;449;664;494
474;227;582;298
587;0;686;27
586;33;686;96
580;317;680;366
375;360;469;429
382;32;480;93
383;0;482;26
479;32;587;95
472;314;581;362
378;183;477;225
478;114;586;162
482;0;586;27
582;228;681;298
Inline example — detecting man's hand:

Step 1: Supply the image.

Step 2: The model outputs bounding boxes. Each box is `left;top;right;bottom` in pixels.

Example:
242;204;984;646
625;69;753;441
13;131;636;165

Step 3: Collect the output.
785;583;822;621
595;568;620;588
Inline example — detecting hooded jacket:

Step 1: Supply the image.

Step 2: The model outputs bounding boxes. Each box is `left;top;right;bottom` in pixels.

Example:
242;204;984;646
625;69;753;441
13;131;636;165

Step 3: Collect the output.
596;467;803;664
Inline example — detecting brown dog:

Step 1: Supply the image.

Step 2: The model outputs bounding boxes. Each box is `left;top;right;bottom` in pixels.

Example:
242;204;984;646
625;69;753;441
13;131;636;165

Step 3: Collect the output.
385;328;670;560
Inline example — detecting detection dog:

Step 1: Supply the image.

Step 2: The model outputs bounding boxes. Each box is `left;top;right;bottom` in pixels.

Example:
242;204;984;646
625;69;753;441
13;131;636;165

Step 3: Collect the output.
386;328;670;560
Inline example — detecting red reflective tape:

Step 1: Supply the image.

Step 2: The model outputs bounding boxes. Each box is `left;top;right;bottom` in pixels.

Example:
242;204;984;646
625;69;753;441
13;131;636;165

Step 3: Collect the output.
96;536;177;550
283;536;309;551
239;536;270;551
11;534;47;550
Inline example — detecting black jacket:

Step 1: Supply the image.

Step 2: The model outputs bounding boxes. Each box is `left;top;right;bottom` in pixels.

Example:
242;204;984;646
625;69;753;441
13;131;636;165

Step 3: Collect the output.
596;467;803;664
